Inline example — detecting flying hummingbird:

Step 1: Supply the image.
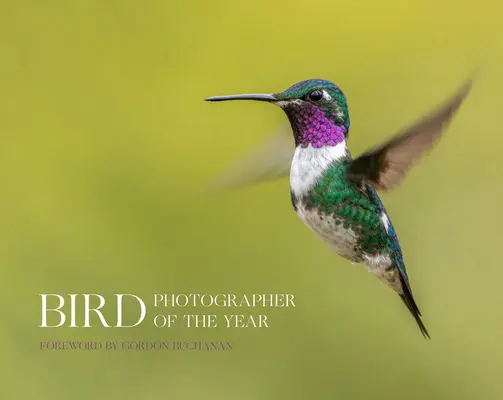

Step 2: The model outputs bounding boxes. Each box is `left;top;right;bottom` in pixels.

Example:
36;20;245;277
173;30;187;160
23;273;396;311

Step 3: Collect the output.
205;77;472;338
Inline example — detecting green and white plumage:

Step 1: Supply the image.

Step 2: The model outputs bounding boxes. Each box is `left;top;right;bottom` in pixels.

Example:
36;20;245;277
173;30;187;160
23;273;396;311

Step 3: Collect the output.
206;76;474;339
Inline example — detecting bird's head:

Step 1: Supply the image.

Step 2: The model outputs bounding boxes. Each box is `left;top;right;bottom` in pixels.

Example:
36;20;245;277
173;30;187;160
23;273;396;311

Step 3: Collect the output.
205;79;350;148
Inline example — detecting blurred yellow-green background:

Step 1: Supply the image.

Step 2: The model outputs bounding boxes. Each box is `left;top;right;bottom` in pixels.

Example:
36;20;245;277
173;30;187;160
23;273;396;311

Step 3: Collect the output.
2;1;503;399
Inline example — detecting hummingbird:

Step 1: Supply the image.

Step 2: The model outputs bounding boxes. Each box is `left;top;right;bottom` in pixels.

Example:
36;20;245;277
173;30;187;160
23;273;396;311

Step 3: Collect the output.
205;77;472;339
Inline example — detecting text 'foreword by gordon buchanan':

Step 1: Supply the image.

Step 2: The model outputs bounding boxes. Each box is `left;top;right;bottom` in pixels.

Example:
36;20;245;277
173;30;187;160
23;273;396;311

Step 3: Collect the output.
38;293;296;329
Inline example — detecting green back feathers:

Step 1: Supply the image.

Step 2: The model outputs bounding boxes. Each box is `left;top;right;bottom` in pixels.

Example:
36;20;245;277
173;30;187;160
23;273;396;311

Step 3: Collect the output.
305;161;385;254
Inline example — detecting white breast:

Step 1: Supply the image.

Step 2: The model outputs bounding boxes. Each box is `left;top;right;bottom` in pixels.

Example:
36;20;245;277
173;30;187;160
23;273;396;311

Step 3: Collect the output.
290;142;347;197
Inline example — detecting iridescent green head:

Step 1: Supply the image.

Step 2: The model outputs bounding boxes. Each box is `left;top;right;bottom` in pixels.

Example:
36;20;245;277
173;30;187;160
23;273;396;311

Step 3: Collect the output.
206;79;350;148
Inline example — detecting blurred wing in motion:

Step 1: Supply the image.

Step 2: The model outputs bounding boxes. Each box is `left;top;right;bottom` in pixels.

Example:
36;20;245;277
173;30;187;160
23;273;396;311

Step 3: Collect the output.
207;125;294;192
347;76;473;191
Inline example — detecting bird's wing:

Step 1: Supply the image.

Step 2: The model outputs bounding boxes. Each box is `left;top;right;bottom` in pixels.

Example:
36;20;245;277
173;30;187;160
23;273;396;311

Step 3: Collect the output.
346;77;473;191
207;125;294;192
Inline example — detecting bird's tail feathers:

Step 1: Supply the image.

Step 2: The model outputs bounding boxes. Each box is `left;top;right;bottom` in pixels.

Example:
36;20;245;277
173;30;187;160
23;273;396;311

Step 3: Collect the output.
398;271;430;339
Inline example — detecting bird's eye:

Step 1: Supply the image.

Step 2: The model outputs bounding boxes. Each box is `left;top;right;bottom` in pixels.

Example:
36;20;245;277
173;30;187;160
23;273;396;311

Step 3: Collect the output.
308;90;323;102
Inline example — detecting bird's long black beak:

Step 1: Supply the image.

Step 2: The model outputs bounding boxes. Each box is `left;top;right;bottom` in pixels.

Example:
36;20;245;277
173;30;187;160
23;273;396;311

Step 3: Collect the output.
204;93;277;102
